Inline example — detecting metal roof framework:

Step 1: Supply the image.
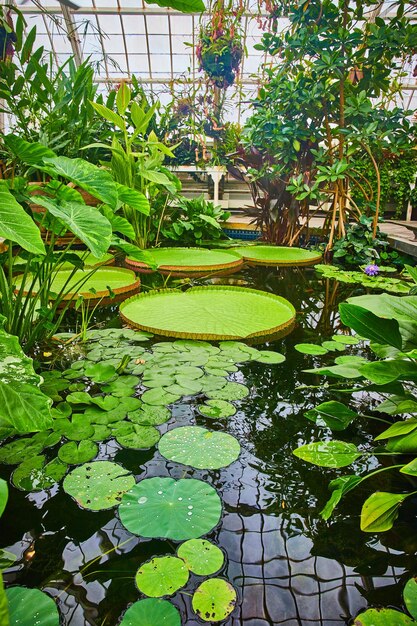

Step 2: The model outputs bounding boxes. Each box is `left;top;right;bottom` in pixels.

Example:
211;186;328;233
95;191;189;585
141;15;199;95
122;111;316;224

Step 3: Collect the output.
10;1;417;121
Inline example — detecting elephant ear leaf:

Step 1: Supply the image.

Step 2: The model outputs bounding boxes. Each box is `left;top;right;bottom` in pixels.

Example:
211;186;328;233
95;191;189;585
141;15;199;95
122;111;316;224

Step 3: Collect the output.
0;183;45;255
339;303;403;350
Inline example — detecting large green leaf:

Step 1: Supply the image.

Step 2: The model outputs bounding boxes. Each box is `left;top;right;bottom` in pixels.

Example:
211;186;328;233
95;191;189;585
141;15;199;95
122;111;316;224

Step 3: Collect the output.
33;198;112;257
305;401;357;431
293;441;362;467
360;491;408;532
158;426;240;469
116;183;150;215
339;303;403;350
43;156;118;209
192;578;237;622
360;360;417;385
0;383;52;434
3;135;56;166
320;475;362;520
5;587;59;626
119;599;181;626
119;476;222;540
135;556;189;597
146;0;204;13
0;184;45;254
0;574;9;626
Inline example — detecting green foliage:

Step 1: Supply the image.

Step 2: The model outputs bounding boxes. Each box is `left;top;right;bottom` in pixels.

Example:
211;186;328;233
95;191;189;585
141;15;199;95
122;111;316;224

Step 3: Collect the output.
158;425;240;469
192;578;237;622
160;195;230;245
5;587;59;626
135;556;189;597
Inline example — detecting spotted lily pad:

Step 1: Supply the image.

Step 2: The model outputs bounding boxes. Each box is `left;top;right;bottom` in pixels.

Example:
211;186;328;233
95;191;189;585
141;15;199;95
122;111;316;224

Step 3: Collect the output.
206;382;249;401
119;477;222;540
192;578;237;622
159;426;240;470
177;539;224;575
63;461;135;511
6;587;60;626
116;425;160;449
12;456;67;491
198;400;237;419
135;555;189;597
353;608;414;625
58;440;98;464
119;598;181;626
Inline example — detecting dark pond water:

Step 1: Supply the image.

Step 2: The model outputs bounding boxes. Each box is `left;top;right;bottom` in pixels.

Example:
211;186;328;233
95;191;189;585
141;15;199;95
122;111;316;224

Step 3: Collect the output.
1;266;416;626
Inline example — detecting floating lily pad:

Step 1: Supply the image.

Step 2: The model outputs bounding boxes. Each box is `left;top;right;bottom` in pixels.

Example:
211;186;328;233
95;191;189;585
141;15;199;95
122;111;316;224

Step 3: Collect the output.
12;456;67;491
165;381;203;396
61;420;94;441
84;363;117;383
126;247;243;277
321;341;346;352
135;556;189;597
119;477;222;540
141;389;181;406
159;426;240;469
6;587;60;626
0;438;45;464
200;376;228;394
198;399;237;419
192;578;237;622
206;382;249;401
128;405;171;426
58;440;98;464
252;350;286;364
116;425;160;449
295;343;328;355
90;395;120;411
63;461;135;511
120;286;295;340
232;245;321;266
332;334;360;345
119;598;180;626
353;608;414;625
177;539;224;576
66;391;92;405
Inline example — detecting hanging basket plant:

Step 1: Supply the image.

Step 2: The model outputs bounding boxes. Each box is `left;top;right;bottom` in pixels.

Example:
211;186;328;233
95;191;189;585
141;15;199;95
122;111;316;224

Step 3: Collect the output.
197;28;243;88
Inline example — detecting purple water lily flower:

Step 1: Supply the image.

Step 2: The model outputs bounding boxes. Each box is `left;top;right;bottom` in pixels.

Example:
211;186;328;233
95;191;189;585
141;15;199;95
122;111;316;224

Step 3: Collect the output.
364;264;379;277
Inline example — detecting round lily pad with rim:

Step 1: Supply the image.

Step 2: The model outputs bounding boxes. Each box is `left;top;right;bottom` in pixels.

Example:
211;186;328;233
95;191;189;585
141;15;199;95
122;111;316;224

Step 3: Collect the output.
119;476;222;541
120;286;295;341
205;382;249;401
232;245;322;267
198;399;237;419
126;247;243;277
177;539;224;576
116;425;160;449
6;587;60;626
158;426;240;470
192;578;237;622
63;461;135;511
135;555;189;597
118;598;181;626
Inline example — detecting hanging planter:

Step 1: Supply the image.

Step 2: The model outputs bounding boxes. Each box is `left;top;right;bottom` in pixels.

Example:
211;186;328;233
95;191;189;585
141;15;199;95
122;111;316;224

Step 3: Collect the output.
197;29;243;88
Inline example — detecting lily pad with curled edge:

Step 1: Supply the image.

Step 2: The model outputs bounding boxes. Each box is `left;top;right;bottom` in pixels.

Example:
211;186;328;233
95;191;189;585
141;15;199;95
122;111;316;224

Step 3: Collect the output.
295;343;328;356
252;350;286;364
177;539;224;576
128;405;171;426
6;587;60;626
353;608;414;625
12;455;67;491
232;245;321;267
135;555;189;597
206;382;249;401
141;389;181;406
192;578;237;622
198;400;237;419
116;425;160;449
119;477;222;541
118;598;181;626
158;426;240;470
58;440;98;464
63;461;135;511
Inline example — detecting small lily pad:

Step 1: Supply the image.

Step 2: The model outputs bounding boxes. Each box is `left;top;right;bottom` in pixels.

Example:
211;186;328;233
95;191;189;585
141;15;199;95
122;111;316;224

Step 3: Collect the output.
58;440;98;464
116;425;160;449
332;334;360;345
66;391;92;405
141;389;181;406
84;362;117;383
119;599;180;626
12;456;67;491
252;350;286;364
321;341;346;352
0;438;45;465
206;382;249;401
63;461;135;511
119;477;222;540
128;405;171;426
90;395;119;411
295;344;328;355
177;539;224;575
62;420;94;441
198;400;237;419
192;578;237;622
158;426;240;470
353;608;414;625
135;555;189;597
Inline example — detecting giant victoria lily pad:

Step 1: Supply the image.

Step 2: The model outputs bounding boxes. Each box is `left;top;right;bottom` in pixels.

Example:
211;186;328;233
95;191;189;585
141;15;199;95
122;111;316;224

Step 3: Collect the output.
158;426;240;469
14;267;140;305
232;245;322;266
63;461;135;510
126;247;243;277
119;476;222;540
120;286;296;340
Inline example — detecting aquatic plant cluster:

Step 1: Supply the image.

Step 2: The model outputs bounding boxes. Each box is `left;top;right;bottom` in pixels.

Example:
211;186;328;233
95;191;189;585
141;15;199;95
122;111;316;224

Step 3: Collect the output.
0;327;287;623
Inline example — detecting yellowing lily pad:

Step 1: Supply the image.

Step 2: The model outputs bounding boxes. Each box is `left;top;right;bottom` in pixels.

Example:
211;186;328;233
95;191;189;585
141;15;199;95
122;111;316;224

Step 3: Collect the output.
192;578;237;622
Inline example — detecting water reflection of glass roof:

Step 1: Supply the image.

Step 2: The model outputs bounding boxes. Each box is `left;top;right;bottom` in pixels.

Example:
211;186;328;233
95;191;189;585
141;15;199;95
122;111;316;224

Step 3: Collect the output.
14;1;417;119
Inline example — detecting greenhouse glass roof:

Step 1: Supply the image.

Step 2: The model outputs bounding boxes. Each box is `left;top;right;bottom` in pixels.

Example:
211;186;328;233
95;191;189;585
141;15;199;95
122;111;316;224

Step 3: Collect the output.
11;0;417;119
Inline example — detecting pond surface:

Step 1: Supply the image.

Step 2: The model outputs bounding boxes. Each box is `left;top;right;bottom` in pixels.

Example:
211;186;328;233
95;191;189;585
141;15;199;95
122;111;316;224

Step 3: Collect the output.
1;266;416;626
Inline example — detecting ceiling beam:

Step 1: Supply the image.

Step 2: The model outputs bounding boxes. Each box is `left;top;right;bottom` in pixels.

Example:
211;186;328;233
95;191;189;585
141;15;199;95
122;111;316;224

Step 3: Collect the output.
60;3;82;66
